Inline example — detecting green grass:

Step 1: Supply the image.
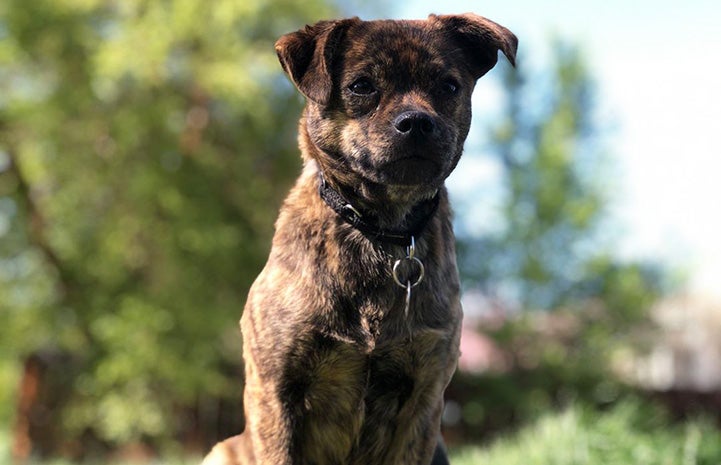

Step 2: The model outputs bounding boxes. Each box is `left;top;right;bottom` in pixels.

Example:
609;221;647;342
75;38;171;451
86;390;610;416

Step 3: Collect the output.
449;402;721;465
3;402;721;464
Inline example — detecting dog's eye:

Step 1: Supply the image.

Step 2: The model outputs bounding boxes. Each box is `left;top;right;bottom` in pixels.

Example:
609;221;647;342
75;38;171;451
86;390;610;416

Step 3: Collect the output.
441;79;460;95
348;79;376;96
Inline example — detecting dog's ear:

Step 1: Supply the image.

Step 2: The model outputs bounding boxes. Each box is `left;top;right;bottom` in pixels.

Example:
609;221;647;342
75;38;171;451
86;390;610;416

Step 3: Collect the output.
432;13;518;79
275;18;360;105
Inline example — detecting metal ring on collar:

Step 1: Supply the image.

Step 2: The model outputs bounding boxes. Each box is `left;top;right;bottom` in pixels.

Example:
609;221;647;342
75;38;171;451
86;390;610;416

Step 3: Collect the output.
392;256;425;289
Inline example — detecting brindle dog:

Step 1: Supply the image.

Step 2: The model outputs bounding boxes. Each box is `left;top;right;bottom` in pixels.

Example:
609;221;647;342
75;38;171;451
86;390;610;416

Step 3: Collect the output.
203;14;516;465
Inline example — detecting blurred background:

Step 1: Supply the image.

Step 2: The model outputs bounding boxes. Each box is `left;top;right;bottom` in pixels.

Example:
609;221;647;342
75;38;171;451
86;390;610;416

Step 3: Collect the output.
1;0;720;463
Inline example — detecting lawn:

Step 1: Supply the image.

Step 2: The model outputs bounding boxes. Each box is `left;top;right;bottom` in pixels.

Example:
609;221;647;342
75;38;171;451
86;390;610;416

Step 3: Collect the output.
450;402;721;465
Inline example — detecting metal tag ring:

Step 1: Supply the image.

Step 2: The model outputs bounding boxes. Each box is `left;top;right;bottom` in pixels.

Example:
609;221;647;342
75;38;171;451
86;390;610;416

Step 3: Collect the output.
392;256;425;289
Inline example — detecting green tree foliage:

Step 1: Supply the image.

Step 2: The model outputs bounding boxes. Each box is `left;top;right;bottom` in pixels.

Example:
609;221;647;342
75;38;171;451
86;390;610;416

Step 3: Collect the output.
447;42;671;440
0;0;333;450
458;41;667;315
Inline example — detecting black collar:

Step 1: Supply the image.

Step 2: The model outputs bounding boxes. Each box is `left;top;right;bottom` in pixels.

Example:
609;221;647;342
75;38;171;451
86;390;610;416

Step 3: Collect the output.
318;173;440;247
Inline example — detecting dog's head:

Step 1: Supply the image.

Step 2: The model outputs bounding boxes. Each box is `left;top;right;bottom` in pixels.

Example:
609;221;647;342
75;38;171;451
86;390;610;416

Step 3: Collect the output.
276;14;517;199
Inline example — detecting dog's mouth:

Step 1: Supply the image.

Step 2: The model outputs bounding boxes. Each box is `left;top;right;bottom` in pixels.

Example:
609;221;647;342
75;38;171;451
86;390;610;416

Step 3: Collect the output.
380;153;446;185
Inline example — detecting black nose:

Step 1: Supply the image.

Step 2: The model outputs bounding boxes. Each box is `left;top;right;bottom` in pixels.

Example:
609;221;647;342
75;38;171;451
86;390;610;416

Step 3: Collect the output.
393;111;436;137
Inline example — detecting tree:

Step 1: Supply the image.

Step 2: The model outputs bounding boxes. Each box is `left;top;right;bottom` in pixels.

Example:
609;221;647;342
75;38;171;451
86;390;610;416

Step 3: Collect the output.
458;40;666;315
445;41;671;442
0;0;334;457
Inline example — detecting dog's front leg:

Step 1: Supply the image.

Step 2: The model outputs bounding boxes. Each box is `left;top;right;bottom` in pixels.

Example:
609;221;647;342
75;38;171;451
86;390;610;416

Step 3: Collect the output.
241;339;299;465
401;400;447;465
243;386;292;465
242;318;367;463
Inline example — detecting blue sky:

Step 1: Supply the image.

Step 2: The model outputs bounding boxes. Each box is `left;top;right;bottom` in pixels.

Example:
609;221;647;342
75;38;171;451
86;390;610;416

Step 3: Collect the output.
382;0;721;298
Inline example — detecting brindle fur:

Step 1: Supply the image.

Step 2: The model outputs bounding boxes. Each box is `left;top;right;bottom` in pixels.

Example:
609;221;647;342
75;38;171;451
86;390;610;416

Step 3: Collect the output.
203;14;516;465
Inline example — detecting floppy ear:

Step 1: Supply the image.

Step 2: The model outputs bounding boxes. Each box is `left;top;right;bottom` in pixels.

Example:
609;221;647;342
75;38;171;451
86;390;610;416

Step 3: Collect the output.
275;18;360;105
432;13;518;79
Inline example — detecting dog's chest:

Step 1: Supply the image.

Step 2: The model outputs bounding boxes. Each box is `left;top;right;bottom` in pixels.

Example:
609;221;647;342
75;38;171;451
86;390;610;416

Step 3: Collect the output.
293;321;454;464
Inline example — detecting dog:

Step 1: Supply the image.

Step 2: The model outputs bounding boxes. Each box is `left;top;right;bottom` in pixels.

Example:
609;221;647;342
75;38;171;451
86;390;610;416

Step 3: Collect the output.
202;13;516;465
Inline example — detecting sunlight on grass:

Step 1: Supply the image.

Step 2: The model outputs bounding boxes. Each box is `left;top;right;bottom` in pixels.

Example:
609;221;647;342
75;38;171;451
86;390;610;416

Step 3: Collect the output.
449;402;721;465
